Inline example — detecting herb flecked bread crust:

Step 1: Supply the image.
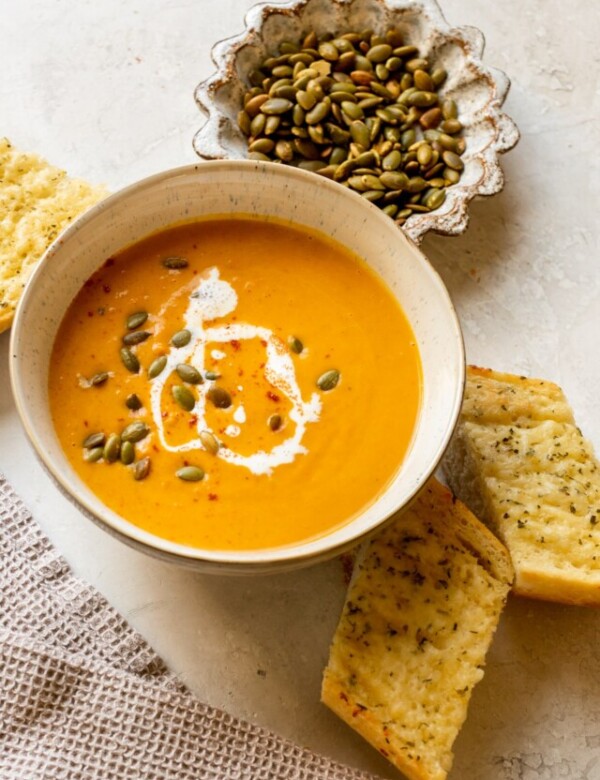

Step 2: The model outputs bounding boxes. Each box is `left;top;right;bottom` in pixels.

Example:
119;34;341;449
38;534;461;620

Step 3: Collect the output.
0;137;107;332
322;478;513;780
443;365;600;606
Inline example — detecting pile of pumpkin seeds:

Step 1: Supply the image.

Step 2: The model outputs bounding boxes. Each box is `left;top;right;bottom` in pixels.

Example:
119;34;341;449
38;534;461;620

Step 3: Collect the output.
238;28;465;225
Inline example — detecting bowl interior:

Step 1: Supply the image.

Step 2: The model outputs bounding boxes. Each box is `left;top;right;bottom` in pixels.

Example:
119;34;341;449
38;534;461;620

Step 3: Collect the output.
10;161;464;572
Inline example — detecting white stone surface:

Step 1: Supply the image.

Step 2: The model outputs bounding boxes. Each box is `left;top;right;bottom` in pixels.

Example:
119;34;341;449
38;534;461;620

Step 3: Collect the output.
1;1;599;778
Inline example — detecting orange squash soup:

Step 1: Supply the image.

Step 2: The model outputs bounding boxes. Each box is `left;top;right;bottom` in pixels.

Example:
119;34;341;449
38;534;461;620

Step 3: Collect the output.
49;217;421;550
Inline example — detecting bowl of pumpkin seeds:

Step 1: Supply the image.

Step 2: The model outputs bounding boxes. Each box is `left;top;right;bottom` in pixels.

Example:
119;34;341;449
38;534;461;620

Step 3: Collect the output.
193;0;519;243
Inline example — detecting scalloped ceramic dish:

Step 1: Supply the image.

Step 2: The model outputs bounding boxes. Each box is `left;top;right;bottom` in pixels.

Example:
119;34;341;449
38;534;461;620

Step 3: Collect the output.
193;0;519;244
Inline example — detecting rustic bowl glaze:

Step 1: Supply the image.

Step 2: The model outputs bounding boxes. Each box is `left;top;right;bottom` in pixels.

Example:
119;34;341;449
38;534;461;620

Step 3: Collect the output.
193;0;519;243
10;161;464;573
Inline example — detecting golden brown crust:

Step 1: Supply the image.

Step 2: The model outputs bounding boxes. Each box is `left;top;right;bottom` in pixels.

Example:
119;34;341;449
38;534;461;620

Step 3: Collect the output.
0;137;107;332
322;477;512;780
321;676;438;780
444;365;600;606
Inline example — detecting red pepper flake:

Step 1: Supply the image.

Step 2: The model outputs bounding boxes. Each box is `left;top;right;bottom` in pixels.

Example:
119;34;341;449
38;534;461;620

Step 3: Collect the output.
259;363;265;369
83;420;89;428
208;493;218;501
260;339;267;347
188;414;198;427
87;311;94;317
152;444;159;453
104;258;115;267
267;391;280;403
230;339;241;351
237;369;244;377
161;411;169;419
102;284;111;294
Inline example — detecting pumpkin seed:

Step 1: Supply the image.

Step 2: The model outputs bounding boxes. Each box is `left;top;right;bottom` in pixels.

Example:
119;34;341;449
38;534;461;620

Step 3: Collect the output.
176;466;204;482
405;58;429;73
306;101;330;125
408;90;438;107
204;370;220;381
90;371;109;387
350;120;370;148
121;421;149;443
317;369;340;391
319;41;339;61
83;432;106;449
171;329;192;348
250;112;266;136
207;387;232;409
275;140;294;161
103;433;121;463
120;440;135;465
199;430;219;455
431;68;447;86
84;446;103;463
148;355;167;379
238;110;252;135
422;188;447;210
162;256;188;270
238;30;464;220
288;335;304;354
382;150;402;170
127;311;148;330
245;94;270;116
408;175;429;192
441;99;458;120
176;363;203;384
120;348;140;374
440;118;462;134
413;69;434;91
417;144;433;166
444;167;461;184
172;385;195;412
125;393;143;411
380;171;409;190
266;114;282;134
268;414;283;431
392;45;419;58
134;457;151;481
442;150;464;171
122;330;151;346
248;138;275;154
367;44;392;63
261;98;293;115
420;107;443;129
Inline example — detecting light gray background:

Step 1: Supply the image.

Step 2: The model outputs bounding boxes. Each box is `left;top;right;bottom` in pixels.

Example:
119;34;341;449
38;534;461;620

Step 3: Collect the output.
1;1;598;778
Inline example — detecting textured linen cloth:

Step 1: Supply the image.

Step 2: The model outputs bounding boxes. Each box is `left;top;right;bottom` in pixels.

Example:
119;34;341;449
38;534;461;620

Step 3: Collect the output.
0;475;378;780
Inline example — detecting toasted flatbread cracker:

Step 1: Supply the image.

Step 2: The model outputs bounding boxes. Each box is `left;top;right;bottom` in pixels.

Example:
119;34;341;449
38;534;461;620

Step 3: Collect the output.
0;137;107;332
444;366;600;606
322;478;513;780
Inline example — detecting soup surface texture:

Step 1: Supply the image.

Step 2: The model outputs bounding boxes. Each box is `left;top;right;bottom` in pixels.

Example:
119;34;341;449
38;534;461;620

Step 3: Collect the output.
50;217;421;550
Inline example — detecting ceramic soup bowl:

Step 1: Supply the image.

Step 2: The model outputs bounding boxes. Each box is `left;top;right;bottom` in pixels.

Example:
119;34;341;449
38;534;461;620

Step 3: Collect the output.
10;160;464;573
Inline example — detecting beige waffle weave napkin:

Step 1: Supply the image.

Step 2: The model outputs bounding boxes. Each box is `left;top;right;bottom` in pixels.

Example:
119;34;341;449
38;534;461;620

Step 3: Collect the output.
0;474;378;780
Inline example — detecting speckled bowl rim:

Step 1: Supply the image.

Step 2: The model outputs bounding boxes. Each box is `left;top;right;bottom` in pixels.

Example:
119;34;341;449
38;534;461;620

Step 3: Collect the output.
10;161;465;573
